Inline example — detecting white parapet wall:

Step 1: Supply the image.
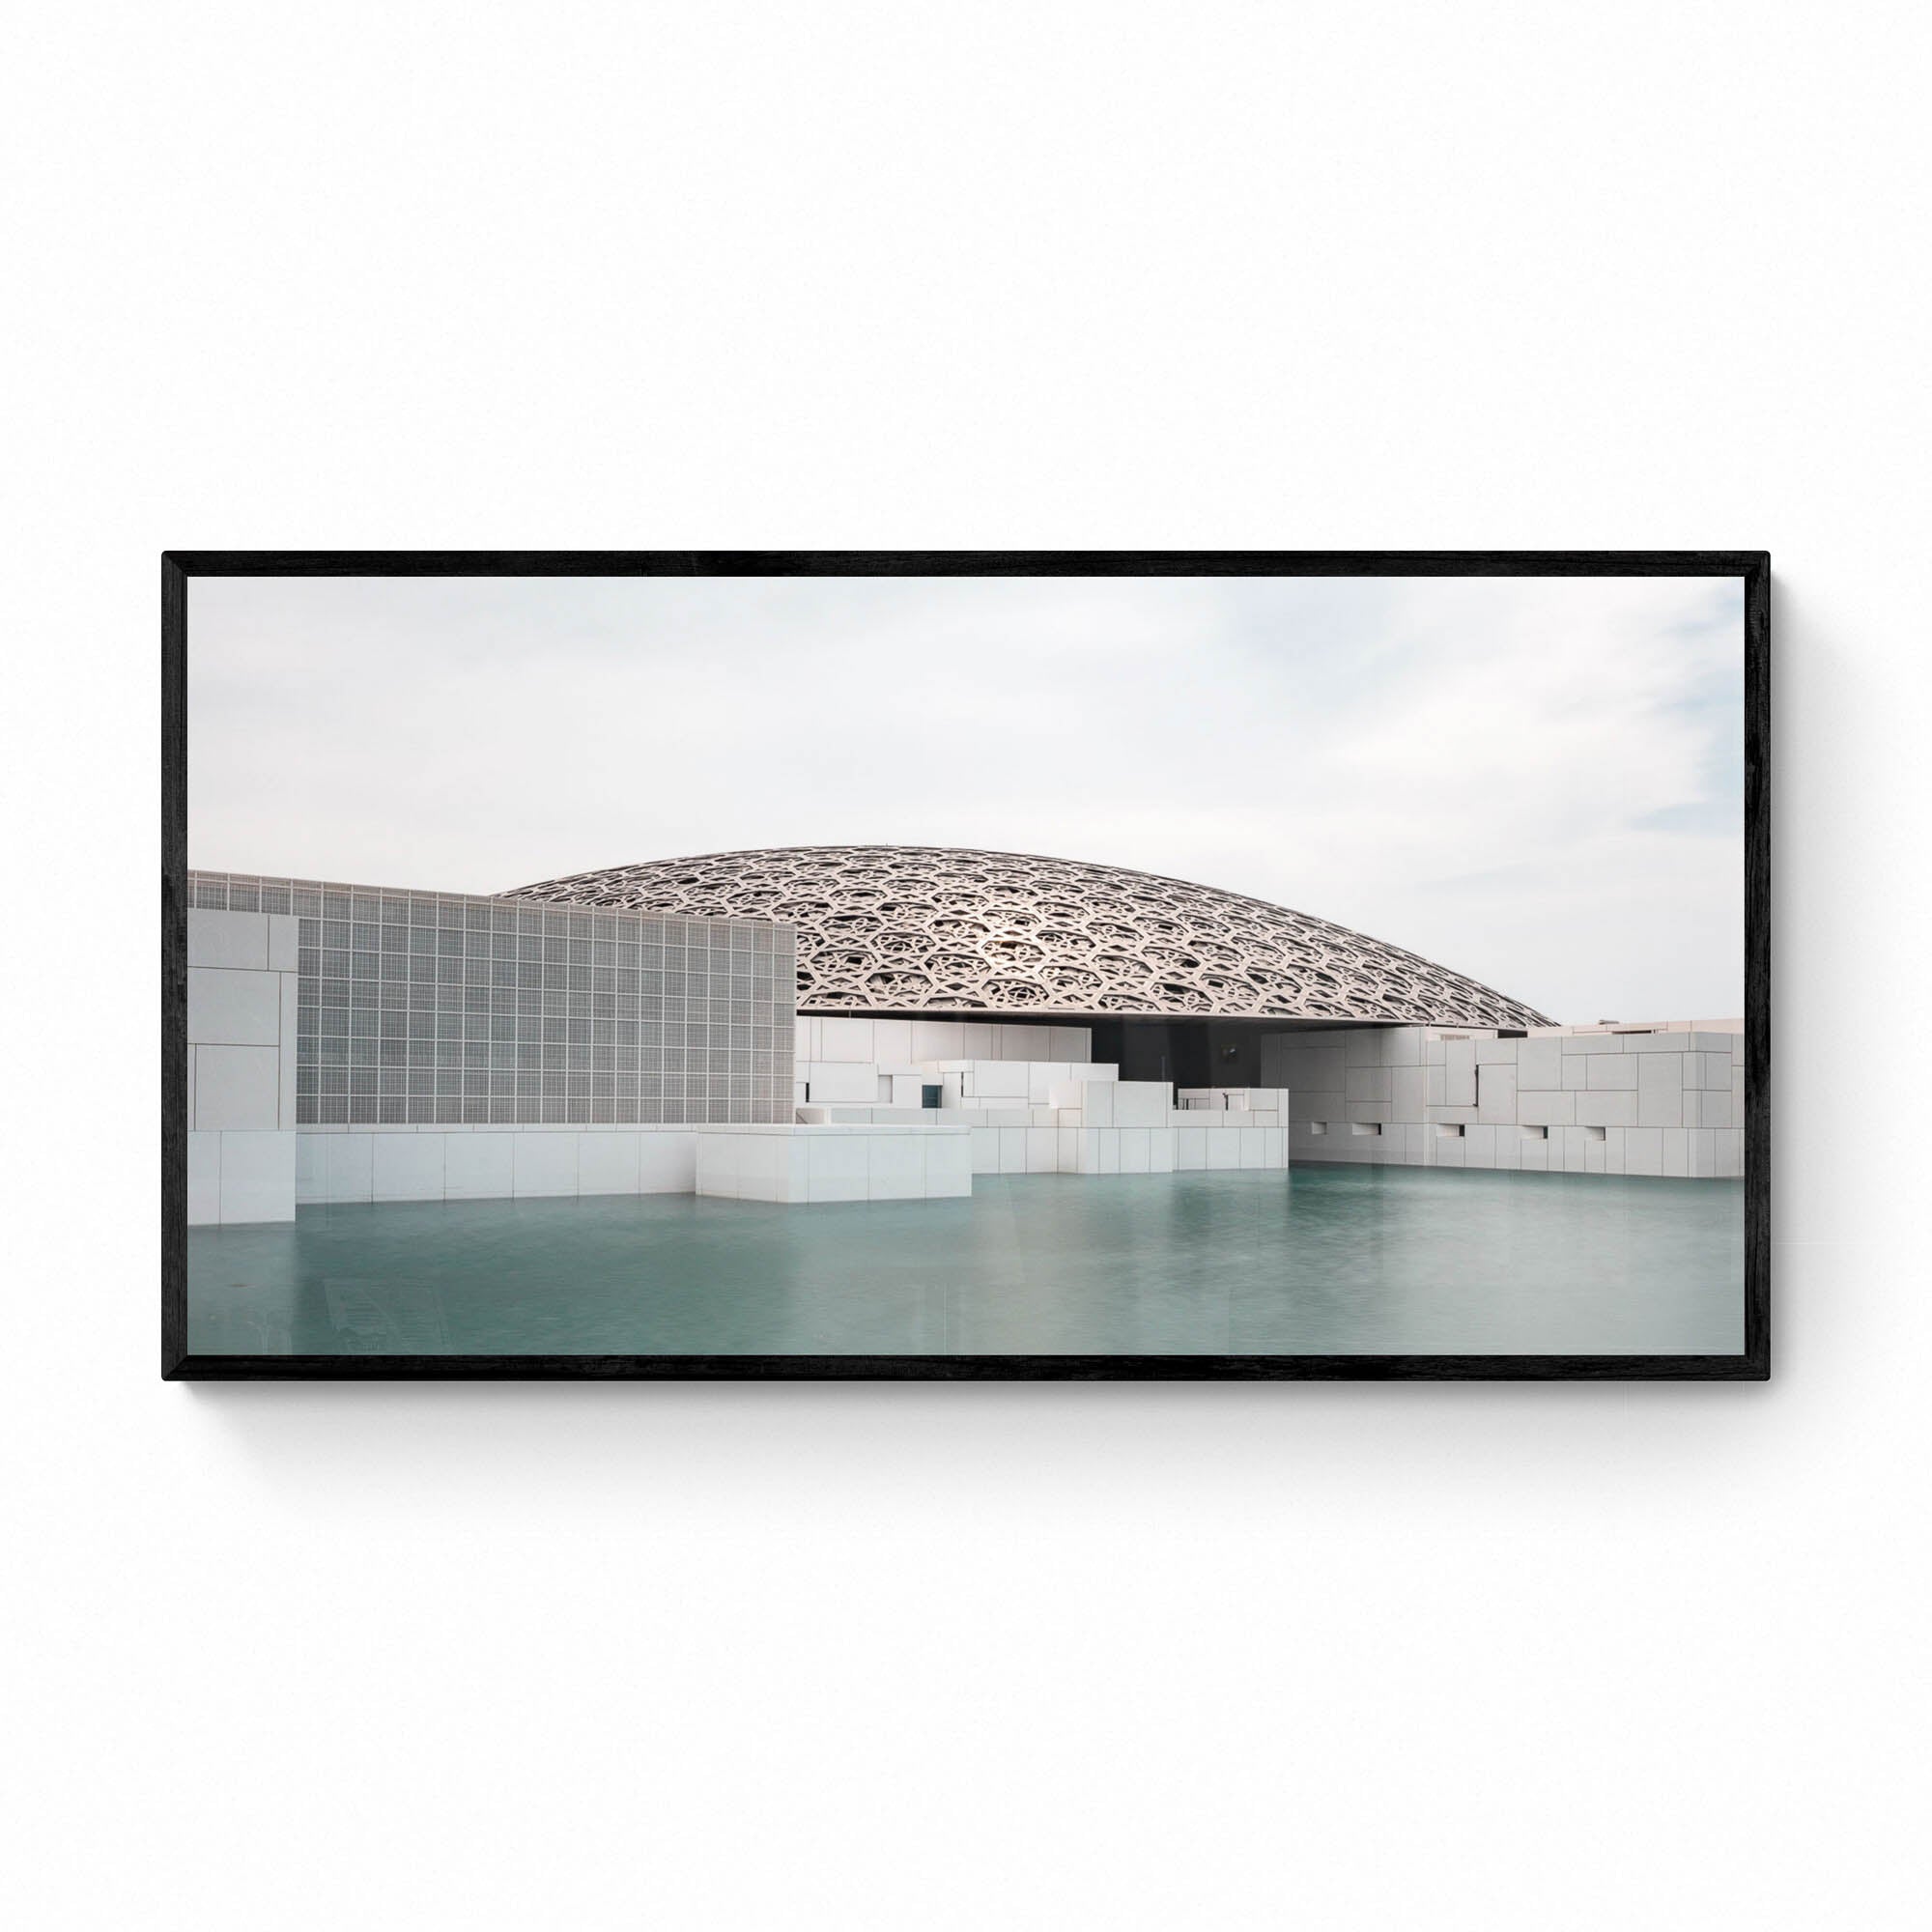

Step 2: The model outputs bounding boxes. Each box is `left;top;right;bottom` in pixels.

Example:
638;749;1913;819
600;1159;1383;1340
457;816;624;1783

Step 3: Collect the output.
186;908;300;1225
295;1124;703;1204
1269;1023;1746;1179
696;1123;973;1204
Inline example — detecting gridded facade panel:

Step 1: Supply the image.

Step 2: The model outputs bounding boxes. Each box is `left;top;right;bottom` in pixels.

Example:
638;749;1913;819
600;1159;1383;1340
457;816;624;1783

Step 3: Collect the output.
501;845;1552;1029
187;871;797;1128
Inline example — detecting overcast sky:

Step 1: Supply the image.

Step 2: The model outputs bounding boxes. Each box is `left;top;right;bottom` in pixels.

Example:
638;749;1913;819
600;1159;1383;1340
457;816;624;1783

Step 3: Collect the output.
188;573;1745;1021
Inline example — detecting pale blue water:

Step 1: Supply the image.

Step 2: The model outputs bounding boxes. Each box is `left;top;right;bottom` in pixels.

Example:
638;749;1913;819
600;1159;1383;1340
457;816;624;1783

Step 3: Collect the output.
186;1166;1745;1356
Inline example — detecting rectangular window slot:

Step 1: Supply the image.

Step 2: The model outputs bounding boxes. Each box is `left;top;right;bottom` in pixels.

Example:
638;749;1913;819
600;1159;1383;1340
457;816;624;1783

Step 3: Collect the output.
1583;1125;1606;1141
1436;1123;1464;1138
1309;1122;1327;1136
1350;1122;1382;1137
1521;1124;1548;1140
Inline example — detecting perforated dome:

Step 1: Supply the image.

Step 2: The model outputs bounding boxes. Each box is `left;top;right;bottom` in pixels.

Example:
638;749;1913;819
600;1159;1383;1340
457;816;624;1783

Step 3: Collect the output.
501;845;1550;1027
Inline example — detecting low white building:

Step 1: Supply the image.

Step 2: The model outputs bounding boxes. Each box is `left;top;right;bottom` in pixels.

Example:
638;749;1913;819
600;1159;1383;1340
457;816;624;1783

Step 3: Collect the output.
184;848;1747;1223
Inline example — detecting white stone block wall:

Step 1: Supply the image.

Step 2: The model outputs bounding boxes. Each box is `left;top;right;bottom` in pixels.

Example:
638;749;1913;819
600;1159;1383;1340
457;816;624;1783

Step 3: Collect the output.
294;1124;703;1205
186;909;299;1224
1272;1023;1746;1179
794;1016;1091;1066
696;1125;973;1204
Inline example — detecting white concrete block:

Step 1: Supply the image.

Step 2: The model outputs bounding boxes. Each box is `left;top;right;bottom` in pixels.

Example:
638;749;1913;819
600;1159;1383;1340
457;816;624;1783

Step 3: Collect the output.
970;1127;1000;1175
278;977;299;1129
1561;1057;1588;1090
187;1131;221;1224
1082;1081;1117;1127
912;1020;967;1062
1442;1037;1477;1107
1148;1127;1175;1173
870;1018;913;1065
865;1133;923;1200
1025;1126;1058;1173
513;1132;579;1196
1575;1089;1638;1127
1264;1126;1286;1167
219;1130;297;1223
818;1015;874;1063
446;1131;516;1199
1717;1129;1744;1179
1239;1126;1265;1169
186;908;268;970
925;1133;973;1198
1177;1127;1205;1171
1622;1127;1662;1177
1474;1038;1517;1065
960;1023;996;1060
321;1132;374;1203
1688;1051;1732;1091
1049;1026;1091;1064
1380;1029;1422;1065
970;1061;1031;1100
1476;1065;1518;1124
1637;1055;1685;1127
294;1132;325;1204
1688;1127;1717;1178
1347;1030;1386;1065
1463;1123;1496;1169
1586;1056;1639;1089
578;1132;643;1196
1389;1066;1427;1118
267;913;299;973
1517;1132;1549;1172
804;1062;880;1105
1347;1065;1393;1106
1114;1082;1169;1128
188;967;284;1048
372;1133;446;1202
194;1043;281;1132
1112;1128;1146;1174
998;1127;1028;1175
1517;1038;1562;1090
1517;1090;1576;1127
1660;1129;1690;1178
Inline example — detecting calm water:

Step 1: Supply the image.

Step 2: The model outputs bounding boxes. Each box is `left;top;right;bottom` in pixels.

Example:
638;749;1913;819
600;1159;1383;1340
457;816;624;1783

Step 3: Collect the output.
186;1166;1745;1356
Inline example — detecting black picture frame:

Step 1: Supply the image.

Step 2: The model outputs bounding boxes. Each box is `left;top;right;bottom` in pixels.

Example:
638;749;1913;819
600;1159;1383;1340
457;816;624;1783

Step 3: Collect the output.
163;551;1769;1381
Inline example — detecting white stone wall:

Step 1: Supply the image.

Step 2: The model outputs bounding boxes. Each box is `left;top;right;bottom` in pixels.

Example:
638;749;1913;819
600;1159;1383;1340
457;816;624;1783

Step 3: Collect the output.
795;1016;1090;1102
186;909;299;1224
1274;1024;1746;1179
696;1125;973;1204
294;1125;701;1204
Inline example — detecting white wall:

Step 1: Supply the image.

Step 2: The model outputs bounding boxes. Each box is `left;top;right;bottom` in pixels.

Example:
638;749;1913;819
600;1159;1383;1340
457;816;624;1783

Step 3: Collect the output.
185;908;298;1223
295;1126;700;1203
796;1014;1091;1066
13;12;1929;1932
1279;1026;1745;1178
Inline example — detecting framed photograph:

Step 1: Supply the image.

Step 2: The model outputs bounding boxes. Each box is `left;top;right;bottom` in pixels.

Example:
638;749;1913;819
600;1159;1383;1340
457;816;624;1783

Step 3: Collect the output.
163;552;1767;1379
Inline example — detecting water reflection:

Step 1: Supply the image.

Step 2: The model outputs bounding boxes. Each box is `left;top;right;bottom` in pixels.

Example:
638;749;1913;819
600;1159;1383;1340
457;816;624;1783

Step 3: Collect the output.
187;1167;1746;1357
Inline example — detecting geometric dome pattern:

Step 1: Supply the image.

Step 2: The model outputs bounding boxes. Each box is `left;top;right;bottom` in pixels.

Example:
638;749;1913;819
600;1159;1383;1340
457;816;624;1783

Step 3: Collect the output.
502;845;1551;1029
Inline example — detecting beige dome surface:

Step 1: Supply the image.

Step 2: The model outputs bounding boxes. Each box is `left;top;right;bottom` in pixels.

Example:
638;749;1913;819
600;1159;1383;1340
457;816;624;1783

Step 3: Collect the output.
501;844;1550;1028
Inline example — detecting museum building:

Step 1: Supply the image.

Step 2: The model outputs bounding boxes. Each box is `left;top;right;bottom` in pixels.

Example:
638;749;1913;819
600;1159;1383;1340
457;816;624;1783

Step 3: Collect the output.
182;846;1742;1224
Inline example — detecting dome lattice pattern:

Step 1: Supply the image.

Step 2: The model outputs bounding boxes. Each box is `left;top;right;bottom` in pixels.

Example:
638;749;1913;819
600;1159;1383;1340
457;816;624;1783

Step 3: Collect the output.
501;846;1550;1028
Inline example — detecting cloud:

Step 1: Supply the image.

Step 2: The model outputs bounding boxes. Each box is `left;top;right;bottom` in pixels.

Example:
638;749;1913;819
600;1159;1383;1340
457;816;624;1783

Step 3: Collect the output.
188;572;1745;1020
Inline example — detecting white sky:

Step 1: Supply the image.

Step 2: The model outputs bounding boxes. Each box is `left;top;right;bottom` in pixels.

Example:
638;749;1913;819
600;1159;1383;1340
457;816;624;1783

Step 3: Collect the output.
187;574;1745;1022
